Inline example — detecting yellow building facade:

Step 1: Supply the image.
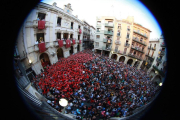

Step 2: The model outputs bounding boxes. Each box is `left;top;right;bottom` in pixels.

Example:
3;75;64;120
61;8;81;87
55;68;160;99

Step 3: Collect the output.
95;16;151;69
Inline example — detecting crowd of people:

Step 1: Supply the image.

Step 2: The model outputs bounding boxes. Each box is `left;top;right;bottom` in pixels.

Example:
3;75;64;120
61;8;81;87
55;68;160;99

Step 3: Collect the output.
31;49;160;120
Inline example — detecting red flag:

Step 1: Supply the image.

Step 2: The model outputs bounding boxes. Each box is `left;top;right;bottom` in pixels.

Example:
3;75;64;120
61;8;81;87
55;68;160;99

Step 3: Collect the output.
73;39;76;44
38;20;45;29
58;40;63;47
38;43;46;53
66;39;71;48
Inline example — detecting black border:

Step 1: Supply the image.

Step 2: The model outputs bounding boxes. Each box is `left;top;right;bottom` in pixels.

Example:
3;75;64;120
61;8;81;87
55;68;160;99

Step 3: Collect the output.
1;0;177;120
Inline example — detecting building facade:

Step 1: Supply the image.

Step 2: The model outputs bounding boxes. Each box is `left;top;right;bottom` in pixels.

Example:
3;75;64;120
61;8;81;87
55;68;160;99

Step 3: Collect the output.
146;35;167;86
15;2;84;75
90;26;96;49
82;20;91;49
94;16;151;69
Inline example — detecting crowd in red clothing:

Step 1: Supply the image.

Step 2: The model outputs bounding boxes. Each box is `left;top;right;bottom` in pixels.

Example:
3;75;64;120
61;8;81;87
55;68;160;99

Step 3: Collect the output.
31;49;160;120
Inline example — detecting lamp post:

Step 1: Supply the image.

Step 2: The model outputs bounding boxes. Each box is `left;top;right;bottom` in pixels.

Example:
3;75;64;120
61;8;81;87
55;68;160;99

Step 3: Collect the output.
159;82;162;86
59;98;68;114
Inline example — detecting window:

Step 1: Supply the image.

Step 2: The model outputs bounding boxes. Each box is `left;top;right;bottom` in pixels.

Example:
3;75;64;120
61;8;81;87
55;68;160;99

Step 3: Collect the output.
150;44;152;48
127;33;130;38
71;22;73;29
37;33;44;43
124;48;127;54
96;35;100;39
117;32;120;36
97;21;101;25
127;26;130;31
38;13;46;20
95;42;99;47
78;25;81;29
57;33;61;39
57;17;61;26
140;38;143;42
151;51;154;57
97;28;100;32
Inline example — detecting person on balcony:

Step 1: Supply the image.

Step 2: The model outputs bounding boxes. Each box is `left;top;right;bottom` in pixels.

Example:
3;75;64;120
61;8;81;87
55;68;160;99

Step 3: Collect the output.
37;17;40;21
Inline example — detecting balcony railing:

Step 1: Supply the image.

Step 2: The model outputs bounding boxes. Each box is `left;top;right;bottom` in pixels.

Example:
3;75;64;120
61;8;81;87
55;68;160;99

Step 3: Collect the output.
105;23;114;28
133;30;148;38
148;46;151;49
103;39;112;43
114;49;118;53
117;33;120;36
83;38;88;41
131;46;144;53
151;47;156;50
128;53;142;60
115;40;121;45
159;51;165;56
127;28;130;31
153;65;165;77
102;46;111;51
132;37;147;46
156;58;162;63
124;43;130;48
161;42;166;47
126;37;130;40
146;54;155;61
96;24;101;28
118;50;127;55
104;31;113;35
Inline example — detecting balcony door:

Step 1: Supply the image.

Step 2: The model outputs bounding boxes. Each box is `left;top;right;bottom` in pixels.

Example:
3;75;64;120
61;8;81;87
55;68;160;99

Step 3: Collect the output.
37;33;44;43
38;13;46;20
124;48;127;54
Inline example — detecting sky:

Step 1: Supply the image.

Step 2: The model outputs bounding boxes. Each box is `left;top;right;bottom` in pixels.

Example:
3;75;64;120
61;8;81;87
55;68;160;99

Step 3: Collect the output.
41;0;162;40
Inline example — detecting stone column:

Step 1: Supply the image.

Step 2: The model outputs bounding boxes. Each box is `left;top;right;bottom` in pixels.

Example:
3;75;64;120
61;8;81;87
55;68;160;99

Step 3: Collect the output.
124;57;129;64
131;60;136;67
61;32;64;39
137;61;143;69
68;32;71;39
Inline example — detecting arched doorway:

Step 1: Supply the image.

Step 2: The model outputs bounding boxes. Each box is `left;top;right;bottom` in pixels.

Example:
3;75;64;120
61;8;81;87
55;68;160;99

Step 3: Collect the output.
70;46;73;55
152;75;162;86
119;56;125;63
111;54;117;60
133;61;139;68
77;44;80;52
57;48;64;60
127;59;133;66
149;69;155;80
40;53;51;69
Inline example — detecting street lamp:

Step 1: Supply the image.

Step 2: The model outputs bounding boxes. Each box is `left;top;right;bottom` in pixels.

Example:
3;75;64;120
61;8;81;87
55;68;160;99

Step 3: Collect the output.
29;59;32;66
59;98;68;114
155;71;158;74
159;82;162;86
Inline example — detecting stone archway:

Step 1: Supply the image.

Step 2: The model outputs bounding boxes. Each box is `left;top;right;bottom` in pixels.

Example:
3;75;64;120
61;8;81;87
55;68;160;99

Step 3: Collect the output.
57;47;64;60
77;44;80;52
111;54;118;60
127;59;133;65
133;61;139;68
70;46;73;55
119;56;125;63
152;75;162;86
40;53;51;69
149;69;156;79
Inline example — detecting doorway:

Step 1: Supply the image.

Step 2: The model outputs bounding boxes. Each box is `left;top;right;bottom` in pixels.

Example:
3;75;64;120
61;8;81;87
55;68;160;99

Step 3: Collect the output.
40;53;51;69
57;48;64;59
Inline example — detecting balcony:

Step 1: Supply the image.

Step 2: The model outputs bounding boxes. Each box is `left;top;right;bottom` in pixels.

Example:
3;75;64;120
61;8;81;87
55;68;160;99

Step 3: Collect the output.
127;28;130;31
117;33;120;36
133;30;148;38
34;44;39;51
83;38;89;41
126;37;130;40
118;50;127;55
159;51;165;56
153;65;165;77
145;54;155;61
113;49;118;53
104;31;113;36
156;58;162;63
115;40;121;45
103;39;112;44
70;26;73;29
131;46;144;53
96;24;101;28
105;23;114;28
33;20;50;29
161;42;166;47
124;43;130;48
96;30;100;32
132;37;147;46
102;46;111;51
148;46;151;49
53;41;59;47
128;53;142;60
151;47;156;51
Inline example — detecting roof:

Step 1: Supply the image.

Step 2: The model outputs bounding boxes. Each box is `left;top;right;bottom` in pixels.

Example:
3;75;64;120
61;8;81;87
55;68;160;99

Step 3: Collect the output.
134;23;151;32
